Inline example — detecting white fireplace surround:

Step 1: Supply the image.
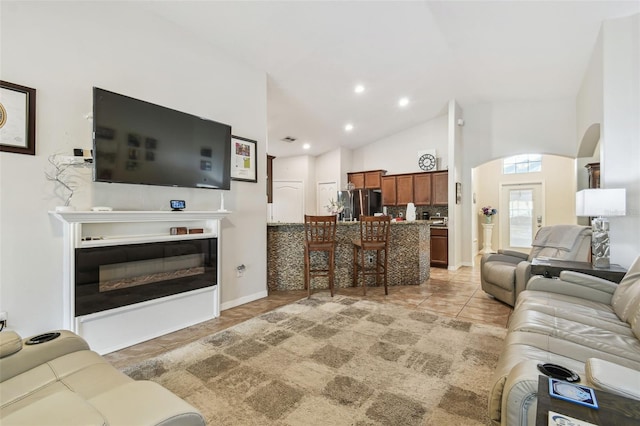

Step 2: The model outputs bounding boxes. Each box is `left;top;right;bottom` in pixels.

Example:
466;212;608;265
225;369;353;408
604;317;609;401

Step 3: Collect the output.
50;210;230;354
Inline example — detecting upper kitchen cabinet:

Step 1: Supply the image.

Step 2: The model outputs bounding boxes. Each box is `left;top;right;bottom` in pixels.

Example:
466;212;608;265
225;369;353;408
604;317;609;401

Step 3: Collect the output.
396;174;414;205
413;173;432;205
381;175;396;205
431;171;448;205
347;170;386;189
381;170;448;206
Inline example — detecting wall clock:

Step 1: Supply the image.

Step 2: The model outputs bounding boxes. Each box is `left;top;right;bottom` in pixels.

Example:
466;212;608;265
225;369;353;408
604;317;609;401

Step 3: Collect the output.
418;152;436;171
0;102;6;128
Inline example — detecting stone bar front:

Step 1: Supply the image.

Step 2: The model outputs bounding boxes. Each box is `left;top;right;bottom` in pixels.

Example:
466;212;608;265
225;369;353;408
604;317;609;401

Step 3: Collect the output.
267;221;431;291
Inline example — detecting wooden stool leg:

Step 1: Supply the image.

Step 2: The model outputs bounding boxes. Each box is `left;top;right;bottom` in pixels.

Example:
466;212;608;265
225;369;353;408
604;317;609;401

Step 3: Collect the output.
375;250;381;287
329;248;335;297
305;247;311;298
352;245;358;288
361;248;367;296
383;247;388;295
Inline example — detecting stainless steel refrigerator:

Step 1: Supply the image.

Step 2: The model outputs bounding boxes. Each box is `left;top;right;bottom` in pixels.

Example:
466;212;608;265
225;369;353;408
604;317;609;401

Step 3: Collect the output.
337;189;382;220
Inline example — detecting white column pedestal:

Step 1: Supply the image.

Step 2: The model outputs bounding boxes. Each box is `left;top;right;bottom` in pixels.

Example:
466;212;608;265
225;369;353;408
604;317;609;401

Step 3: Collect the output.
480;223;496;254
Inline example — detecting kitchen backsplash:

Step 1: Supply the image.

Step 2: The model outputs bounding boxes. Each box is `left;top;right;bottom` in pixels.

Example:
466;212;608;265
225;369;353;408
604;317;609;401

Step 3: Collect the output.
385;205;448;220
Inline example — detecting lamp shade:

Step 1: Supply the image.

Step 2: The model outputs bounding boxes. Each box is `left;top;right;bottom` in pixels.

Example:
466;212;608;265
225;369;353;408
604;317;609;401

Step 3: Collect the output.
576;188;626;217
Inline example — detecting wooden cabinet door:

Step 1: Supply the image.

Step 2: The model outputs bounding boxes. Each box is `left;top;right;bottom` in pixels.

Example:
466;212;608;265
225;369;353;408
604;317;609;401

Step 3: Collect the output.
413;173;432;205
396;175;414;205
348;172;364;189
364;171;382;189
430;228;448;267
381;176;396;206
431;172;448;205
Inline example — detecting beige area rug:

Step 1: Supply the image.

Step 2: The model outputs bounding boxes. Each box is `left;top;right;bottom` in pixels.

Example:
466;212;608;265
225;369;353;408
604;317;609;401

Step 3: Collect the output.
123;294;507;425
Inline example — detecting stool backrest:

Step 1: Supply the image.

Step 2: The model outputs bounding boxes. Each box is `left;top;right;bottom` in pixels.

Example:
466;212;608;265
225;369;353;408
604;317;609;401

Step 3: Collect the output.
304;215;337;243
358;215;390;243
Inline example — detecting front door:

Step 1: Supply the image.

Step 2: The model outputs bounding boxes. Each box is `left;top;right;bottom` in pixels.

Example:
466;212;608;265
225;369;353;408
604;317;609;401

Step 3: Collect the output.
500;183;543;253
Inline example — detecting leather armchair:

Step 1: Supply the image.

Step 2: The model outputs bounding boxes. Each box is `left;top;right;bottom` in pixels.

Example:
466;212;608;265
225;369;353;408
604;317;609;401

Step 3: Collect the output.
481;225;591;306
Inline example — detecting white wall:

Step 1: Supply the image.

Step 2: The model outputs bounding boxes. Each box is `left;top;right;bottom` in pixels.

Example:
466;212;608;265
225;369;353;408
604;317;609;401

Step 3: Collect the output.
448;100;464;269
600;14;640;267
351;114;449;174
0;2;268;336
576;29;604;156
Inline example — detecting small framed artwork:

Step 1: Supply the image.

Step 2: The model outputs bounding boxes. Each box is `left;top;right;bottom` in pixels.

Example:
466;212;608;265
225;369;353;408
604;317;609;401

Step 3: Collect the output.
0;80;36;155
230;135;257;183
456;182;462;204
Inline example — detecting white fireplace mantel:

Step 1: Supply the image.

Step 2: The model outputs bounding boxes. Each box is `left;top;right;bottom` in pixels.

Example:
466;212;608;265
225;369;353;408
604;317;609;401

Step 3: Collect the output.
50;210;231;354
50;210;231;224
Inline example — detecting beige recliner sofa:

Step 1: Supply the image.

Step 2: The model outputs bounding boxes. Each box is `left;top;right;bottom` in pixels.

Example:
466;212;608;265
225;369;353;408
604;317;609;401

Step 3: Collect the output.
481;225;592;306
0;330;205;426
489;255;640;426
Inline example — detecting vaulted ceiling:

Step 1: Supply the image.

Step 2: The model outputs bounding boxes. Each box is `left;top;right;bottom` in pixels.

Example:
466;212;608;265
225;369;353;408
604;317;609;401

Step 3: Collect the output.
141;1;639;158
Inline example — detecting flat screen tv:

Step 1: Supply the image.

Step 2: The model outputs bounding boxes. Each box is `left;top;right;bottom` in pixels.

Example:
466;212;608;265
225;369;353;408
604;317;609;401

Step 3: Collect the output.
93;87;231;190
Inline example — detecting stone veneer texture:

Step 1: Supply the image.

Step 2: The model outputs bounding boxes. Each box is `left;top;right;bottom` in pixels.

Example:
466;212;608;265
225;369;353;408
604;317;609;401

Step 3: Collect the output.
267;222;430;291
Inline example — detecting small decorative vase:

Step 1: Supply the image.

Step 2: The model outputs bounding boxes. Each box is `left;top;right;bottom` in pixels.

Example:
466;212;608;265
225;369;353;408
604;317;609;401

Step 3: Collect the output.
484;215;492;224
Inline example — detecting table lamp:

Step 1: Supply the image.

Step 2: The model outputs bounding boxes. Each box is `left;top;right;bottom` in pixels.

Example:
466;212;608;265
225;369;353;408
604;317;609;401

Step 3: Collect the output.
576;188;626;268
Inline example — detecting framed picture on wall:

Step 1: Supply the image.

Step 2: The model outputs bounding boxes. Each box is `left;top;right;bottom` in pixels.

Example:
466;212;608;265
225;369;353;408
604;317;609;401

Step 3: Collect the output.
230;135;257;183
0;80;36;155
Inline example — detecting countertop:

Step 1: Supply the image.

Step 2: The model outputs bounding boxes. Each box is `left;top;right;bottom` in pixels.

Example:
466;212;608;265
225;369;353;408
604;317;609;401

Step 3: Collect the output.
268;219;447;228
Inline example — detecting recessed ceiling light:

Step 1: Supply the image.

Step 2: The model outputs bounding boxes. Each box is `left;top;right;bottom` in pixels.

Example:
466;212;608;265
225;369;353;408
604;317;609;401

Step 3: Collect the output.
354;84;365;94
345;123;354;132
398;97;410;107
302;143;311;150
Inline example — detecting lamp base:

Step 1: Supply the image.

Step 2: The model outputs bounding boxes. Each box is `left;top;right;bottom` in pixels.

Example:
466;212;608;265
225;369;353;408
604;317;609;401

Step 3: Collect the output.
591;216;610;269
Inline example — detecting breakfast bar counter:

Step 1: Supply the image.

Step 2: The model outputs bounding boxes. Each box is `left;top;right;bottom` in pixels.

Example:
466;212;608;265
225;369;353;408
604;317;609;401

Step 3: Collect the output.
267;220;431;291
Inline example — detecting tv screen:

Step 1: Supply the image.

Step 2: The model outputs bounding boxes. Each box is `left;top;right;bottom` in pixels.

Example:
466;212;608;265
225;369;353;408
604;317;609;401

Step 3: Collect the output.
93;87;231;190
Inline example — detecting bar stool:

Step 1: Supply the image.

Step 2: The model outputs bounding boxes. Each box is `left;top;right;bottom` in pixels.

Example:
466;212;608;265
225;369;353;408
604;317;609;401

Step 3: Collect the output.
352;215;391;295
304;215;338;298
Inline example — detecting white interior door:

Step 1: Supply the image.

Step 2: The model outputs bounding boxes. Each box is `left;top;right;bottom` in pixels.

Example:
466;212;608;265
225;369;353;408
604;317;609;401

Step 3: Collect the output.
317;181;337;215
272;180;304;223
500;183;543;252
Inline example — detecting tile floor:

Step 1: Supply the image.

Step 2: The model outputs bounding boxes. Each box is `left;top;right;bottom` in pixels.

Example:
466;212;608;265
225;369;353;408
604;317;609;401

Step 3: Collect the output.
105;261;512;369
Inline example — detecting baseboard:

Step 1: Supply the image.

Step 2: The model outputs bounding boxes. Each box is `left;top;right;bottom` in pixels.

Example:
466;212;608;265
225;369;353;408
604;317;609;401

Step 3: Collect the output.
221;290;269;311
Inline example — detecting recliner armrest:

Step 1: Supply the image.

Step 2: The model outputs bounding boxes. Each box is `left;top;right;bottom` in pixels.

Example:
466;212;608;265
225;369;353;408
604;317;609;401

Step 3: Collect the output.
0;330;90;382
526;274;616;304
586;358;640;401
483;252;527;266
498;249;529;260
514;261;533;299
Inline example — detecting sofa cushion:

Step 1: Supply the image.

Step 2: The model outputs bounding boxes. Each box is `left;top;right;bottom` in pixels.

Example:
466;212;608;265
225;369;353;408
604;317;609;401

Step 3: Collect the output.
517;290;617;317
612;256;640;322
89;381;206;426
1;391;106;426
508;310;640;364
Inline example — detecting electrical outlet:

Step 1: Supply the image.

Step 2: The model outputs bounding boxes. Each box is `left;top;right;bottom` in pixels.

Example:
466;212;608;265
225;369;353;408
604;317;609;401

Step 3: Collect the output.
0;311;7;322
236;264;246;278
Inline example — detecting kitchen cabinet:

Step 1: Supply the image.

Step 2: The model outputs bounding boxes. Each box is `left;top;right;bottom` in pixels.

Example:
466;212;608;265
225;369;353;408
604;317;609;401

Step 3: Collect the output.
431;227;448;267
396;175;414;205
381;170;448;206
381;176;396;206
413;173;432;205
364;170;384;189
347;170;386;189
431;171;448;206
348;172;365;189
